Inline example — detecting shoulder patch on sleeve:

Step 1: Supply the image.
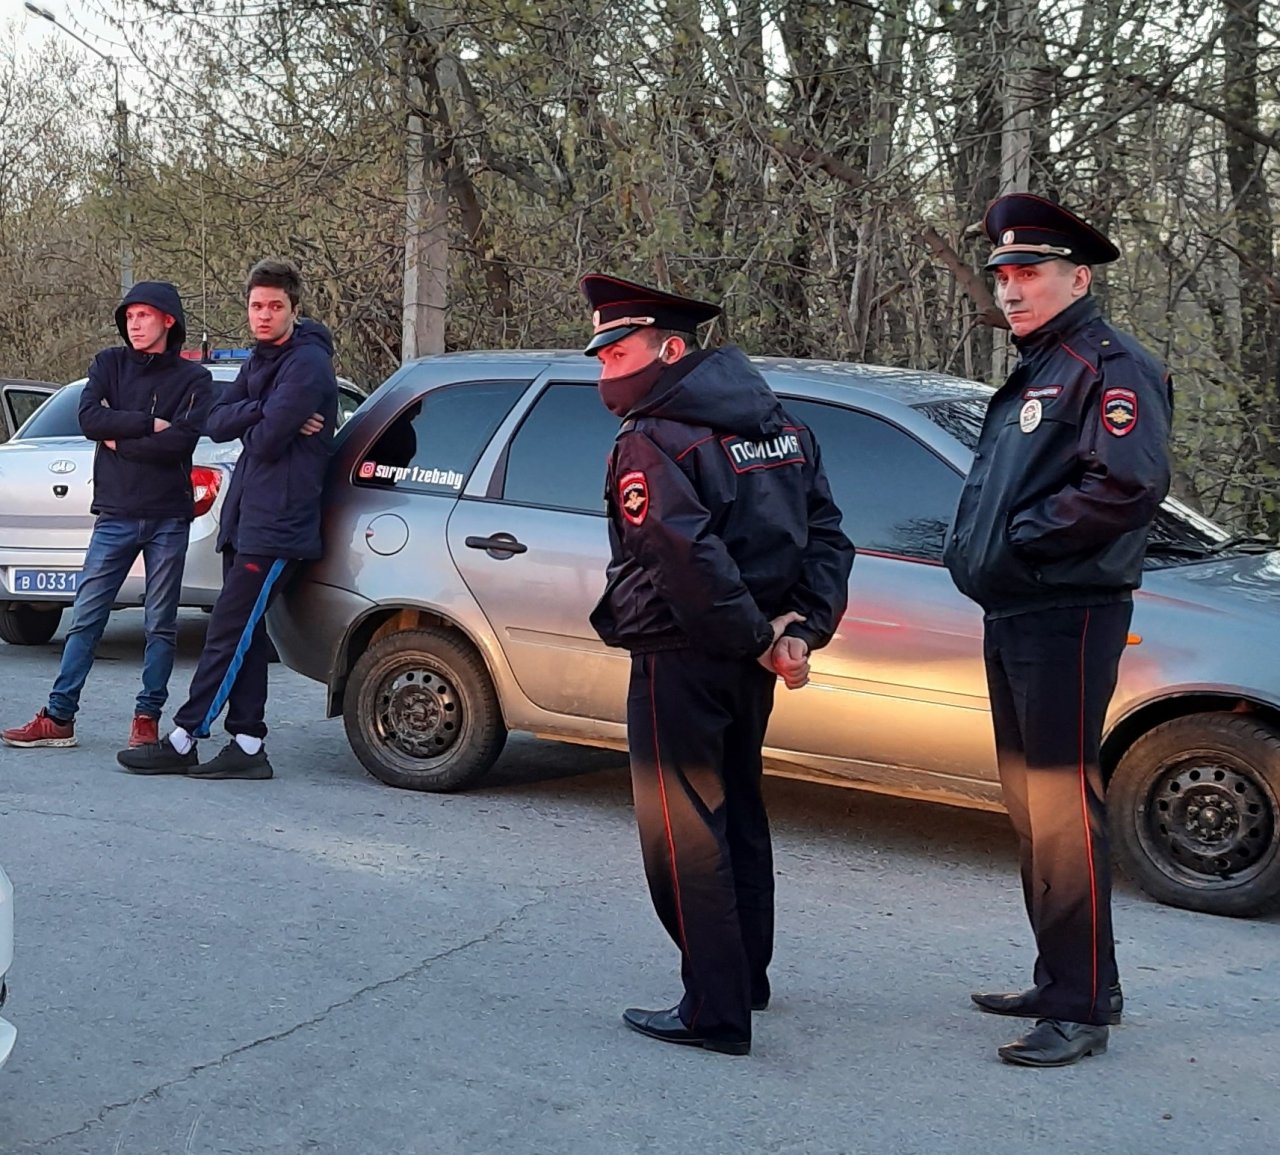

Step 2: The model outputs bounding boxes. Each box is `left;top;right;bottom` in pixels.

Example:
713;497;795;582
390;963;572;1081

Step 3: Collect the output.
1102;387;1138;436
618;470;649;525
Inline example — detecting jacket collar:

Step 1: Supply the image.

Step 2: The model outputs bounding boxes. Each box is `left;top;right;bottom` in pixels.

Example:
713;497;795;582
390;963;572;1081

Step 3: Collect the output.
1012;295;1100;355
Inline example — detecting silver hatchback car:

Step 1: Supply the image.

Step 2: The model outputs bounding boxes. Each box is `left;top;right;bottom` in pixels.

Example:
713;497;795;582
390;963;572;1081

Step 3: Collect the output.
270;352;1280;919
0;363;366;646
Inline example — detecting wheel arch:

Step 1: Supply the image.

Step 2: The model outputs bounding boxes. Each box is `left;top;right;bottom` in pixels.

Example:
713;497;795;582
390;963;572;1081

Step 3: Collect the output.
1102;692;1280;783
326;604;505;720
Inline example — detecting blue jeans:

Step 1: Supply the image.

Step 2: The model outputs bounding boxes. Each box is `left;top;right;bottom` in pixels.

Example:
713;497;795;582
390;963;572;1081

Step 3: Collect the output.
48;516;190;722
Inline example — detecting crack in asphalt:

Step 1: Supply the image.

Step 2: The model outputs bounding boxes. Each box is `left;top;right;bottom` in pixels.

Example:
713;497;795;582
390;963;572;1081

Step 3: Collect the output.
18;898;544;1154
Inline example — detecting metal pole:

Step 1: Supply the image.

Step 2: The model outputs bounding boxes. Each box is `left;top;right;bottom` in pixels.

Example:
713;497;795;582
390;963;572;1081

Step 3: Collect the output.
113;66;133;295
24;4;131;293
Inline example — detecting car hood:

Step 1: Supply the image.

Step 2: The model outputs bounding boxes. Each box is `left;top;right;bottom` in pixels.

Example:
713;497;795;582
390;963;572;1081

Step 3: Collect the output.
1142;551;1280;618
1121;551;1280;709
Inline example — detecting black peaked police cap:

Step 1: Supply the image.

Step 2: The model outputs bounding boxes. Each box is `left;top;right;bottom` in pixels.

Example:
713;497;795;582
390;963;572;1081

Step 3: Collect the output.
984;193;1120;269
579;274;722;354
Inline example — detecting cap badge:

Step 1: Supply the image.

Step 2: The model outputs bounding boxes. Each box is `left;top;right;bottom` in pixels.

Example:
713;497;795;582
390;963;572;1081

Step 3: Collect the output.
1001;230;1016;246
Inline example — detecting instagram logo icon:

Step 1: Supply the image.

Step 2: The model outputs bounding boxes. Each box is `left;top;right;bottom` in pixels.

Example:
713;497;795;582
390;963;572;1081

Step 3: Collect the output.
358;461;376;479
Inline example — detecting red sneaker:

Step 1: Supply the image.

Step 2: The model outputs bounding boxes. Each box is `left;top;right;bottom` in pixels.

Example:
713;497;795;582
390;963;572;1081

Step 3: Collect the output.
128;714;160;748
2;709;76;748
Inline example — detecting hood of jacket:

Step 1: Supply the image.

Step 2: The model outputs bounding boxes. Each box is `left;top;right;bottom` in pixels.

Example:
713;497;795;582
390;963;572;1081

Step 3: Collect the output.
114;281;188;353
629;345;786;438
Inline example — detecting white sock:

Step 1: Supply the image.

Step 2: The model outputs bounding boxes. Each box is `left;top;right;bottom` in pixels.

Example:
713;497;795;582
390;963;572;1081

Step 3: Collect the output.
234;733;263;756
169;727;193;754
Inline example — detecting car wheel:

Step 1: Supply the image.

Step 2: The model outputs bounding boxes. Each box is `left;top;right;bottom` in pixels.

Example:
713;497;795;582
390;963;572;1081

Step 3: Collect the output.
0;603;63;646
1110;712;1280;917
343;627;507;792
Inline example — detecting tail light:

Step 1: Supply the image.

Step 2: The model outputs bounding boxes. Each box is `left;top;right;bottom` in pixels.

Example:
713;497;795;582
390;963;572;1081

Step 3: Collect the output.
191;465;222;517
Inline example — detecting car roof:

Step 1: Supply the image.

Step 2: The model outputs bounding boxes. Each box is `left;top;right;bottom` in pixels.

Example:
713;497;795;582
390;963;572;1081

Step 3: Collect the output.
404;350;993;407
1;377;59;388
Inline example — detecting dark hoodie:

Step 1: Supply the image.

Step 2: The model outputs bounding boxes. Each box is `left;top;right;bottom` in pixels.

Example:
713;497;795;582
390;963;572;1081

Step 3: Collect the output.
590;345;854;658
78;281;215;519
204;317;337;560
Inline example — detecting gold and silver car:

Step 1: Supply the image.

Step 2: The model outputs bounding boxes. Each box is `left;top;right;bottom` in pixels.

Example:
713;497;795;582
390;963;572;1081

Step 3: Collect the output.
270;352;1280;919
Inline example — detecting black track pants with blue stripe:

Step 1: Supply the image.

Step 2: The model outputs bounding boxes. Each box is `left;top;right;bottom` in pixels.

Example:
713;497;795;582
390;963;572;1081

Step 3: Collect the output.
174;549;291;741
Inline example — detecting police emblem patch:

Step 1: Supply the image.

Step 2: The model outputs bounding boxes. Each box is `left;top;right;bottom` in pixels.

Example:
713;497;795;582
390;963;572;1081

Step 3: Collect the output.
1019;398;1042;433
619;470;649;526
1102;387;1138;436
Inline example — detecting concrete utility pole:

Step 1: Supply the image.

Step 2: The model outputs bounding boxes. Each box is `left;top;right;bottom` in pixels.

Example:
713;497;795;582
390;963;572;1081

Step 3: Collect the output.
400;3;448;362
26;3;133;297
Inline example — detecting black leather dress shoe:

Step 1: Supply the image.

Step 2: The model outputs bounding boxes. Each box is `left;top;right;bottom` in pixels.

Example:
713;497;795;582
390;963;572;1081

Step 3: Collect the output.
998;1018;1109;1067
622;1006;750;1055
971;982;1123;1025
751;998;769;1012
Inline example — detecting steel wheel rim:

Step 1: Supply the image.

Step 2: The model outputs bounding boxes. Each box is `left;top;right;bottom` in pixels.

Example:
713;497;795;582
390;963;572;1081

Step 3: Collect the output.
1139;752;1278;889
372;664;462;764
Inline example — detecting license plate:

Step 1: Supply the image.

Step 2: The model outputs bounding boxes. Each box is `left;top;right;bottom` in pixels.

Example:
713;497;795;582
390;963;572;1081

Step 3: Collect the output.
11;569;81;594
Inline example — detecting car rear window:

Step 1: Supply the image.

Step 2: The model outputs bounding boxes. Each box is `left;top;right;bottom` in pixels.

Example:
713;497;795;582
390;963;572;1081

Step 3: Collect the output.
353;380;527;495
16;383;82;438
915;396;988;450
17;369;239;440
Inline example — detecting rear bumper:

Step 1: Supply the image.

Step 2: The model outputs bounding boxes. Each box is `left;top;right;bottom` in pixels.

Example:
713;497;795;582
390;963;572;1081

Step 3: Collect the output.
269;578;374;695
0;512;224;609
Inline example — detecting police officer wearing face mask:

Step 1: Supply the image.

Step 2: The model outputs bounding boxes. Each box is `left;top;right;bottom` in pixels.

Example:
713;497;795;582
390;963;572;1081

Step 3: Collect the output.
945;196;1173;1067
581;274;855;1057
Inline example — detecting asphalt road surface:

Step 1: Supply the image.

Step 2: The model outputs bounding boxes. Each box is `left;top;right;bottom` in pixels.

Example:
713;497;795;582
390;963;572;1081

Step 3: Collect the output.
1;611;1277;1154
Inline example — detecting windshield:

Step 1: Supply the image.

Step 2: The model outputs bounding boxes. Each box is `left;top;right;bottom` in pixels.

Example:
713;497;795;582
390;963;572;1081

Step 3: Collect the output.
914;396;1241;567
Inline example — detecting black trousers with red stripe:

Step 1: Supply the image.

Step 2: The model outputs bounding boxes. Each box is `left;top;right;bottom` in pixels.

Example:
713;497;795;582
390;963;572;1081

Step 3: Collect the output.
983;601;1132;1027
626;649;778;1045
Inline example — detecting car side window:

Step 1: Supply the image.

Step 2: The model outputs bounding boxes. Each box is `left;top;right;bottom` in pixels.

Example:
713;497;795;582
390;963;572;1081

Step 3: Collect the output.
354;380;526;495
5;389;50;437
785;399;962;562
500;383;619;513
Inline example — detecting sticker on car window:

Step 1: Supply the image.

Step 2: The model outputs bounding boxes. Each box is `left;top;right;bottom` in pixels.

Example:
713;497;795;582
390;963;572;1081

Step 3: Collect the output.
357;459;463;488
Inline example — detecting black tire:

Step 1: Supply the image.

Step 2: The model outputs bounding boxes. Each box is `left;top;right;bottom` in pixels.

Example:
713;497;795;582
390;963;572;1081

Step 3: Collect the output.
1110;712;1280;917
342;626;507;792
0;603;64;646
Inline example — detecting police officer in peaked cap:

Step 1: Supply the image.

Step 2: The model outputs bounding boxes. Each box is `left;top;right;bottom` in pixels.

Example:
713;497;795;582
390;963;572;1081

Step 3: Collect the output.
944;195;1174;1066
581;273;855;1055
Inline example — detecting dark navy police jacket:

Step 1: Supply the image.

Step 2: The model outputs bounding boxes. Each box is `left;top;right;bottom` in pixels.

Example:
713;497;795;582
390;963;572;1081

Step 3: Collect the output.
944;296;1173;618
78;281;214;520
590;346;855;659
205;318;338;560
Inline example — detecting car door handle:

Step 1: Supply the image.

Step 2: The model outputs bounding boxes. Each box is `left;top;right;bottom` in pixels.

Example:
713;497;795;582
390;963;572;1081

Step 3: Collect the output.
464;534;528;556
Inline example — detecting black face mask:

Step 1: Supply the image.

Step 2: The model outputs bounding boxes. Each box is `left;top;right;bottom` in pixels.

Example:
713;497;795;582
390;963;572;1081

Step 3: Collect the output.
598;356;668;417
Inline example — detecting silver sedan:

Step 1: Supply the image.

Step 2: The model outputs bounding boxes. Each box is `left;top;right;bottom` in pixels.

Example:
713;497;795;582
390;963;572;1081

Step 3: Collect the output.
270;352;1280;919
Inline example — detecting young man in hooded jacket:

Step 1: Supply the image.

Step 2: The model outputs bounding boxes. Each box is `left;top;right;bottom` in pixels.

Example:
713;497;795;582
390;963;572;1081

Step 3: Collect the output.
118;259;337;781
581;274;855;1056
2;282;213;751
